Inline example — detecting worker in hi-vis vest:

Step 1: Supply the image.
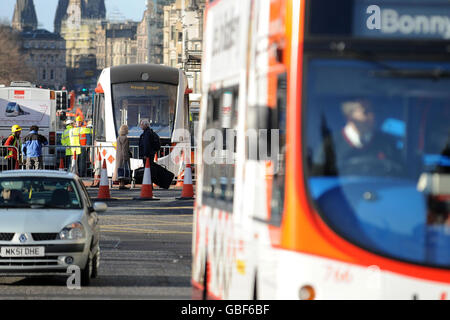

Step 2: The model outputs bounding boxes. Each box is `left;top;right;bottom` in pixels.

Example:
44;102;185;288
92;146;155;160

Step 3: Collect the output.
61;120;74;169
80;120;93;175
69;116;85;176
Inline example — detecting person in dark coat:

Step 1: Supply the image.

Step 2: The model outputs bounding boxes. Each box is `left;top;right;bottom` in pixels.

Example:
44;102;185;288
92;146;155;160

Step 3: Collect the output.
138;120;155;165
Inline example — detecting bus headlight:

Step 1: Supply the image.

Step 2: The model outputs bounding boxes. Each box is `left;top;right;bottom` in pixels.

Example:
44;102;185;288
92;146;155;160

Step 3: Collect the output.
59;222;85;240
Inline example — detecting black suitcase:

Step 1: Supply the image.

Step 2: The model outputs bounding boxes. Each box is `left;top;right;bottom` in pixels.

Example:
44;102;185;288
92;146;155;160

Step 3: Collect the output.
133;167;144;185
150;162;175;189
133;164;174;189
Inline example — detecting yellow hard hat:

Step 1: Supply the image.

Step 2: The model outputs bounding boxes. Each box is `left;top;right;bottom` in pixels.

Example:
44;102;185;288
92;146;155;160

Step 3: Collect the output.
76;116;83;122
11;125;22;133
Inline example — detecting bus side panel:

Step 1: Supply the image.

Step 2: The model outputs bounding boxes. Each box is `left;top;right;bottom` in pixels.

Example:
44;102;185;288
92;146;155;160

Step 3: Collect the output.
193;0;254;300
277;250;450;300
0;88;55;167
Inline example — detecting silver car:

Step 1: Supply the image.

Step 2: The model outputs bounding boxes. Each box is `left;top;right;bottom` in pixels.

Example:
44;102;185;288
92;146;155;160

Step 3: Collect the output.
0;170;107;286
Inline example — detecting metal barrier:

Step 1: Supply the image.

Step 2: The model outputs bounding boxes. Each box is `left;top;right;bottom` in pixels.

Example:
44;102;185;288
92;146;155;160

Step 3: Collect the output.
0;146;20;171
0;143;198;186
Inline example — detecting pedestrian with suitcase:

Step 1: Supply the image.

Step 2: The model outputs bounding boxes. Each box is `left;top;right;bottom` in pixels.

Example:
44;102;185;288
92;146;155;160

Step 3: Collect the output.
137;120;174;189
138;120;160;165
113;124;131;189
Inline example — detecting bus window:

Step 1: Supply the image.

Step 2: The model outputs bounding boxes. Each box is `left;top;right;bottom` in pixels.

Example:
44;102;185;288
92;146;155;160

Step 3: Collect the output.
202;86;239;211
111;82;177;139
269;73;287;226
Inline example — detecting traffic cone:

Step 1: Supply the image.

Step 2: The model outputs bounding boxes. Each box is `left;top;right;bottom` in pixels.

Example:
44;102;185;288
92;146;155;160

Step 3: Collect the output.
59;158;65;171
96;159;111;200
134;157;159;201
71;152;79;175
176;163;194;200
153;153;158;188
175;169;184;187
92;150;101;187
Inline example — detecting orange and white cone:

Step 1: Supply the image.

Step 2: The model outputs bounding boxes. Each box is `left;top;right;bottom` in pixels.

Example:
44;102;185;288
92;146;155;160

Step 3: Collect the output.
153;153;158;188
59;158;65;171
175;170;184;187
177;163;194;200
96;159;111;200
71;152;78;175
134;158;159;201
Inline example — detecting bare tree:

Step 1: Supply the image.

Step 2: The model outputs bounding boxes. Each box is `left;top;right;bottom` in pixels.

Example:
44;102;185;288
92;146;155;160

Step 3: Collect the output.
0;25;36;86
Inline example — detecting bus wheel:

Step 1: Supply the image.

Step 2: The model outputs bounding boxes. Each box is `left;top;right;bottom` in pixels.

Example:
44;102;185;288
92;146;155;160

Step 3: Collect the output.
253;272;258;300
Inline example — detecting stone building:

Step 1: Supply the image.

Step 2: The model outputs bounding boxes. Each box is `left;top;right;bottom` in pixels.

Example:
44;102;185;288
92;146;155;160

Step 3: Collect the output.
58;0;106;90
137;0;176;64
163;0;205;93
20;29;67;89
96;21;138;70
11;0;37;32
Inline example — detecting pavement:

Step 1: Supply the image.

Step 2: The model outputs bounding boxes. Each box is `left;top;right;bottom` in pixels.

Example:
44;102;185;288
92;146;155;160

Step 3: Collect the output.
0;186;195;300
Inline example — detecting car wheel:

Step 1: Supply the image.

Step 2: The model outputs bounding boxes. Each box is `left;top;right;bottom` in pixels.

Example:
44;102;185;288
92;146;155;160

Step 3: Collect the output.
81;256;92;286
91;250;100;279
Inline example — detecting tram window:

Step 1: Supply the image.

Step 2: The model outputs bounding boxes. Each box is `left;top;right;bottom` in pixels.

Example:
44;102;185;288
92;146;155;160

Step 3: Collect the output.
94;94;106;141
202;86;239;212
111;82;177;138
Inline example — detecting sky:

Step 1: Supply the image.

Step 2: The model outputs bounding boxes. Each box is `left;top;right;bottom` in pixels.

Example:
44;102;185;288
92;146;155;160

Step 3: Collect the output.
0;0;147;32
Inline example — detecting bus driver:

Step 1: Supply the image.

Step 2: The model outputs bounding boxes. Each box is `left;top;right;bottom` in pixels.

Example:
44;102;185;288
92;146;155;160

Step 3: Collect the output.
314;100;403;176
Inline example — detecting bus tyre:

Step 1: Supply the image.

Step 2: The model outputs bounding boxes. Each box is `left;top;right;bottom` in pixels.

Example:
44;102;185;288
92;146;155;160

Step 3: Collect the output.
253;272;258;300
81;256;92;286
91;250;100;279
202;258;208;300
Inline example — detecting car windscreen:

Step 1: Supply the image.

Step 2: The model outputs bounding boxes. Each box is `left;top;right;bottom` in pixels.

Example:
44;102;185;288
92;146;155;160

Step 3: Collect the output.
0;177;82;209
111;82;177;139
305;58;450;268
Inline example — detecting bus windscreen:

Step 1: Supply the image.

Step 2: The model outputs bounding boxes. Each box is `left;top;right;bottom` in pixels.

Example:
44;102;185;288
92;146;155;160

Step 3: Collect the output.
111;82;177;138
305;58;450;267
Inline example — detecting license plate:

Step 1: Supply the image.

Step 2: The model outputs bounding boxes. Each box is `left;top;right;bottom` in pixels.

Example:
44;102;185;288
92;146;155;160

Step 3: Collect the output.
0;247;45;257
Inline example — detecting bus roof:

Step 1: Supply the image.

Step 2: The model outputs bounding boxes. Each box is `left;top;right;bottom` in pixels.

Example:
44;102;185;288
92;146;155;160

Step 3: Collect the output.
109;64;180;86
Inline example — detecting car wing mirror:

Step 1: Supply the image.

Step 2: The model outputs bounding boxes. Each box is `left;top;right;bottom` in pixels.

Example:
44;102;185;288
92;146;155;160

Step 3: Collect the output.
92;202;107;213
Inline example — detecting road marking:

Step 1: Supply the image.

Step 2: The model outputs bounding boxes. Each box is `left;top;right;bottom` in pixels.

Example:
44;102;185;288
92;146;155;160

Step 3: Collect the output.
101;214;193;219
106;206;193;210
103;222;192;228
100;227;192;235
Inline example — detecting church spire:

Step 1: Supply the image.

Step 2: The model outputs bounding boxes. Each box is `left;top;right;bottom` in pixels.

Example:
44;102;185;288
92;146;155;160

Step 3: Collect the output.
12;0;38;32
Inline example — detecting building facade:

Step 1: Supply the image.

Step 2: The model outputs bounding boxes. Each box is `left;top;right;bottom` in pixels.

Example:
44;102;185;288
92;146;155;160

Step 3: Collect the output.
96;21;138;70
21;29;67;89
163;0;205;93
137;0;176;65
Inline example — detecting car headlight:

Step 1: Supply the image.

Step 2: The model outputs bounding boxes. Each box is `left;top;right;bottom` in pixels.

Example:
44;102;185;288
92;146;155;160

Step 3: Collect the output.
59;222;85;240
